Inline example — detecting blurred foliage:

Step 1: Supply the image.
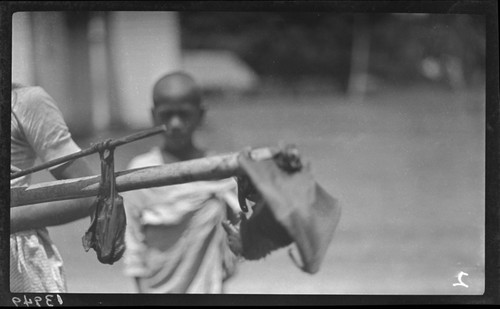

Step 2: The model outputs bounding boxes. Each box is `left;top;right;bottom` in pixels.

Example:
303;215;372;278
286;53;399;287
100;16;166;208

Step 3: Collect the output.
180;12;485;92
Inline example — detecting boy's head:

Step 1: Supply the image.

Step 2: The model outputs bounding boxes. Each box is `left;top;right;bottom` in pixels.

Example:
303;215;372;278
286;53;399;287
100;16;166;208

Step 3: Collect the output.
152;71;205;152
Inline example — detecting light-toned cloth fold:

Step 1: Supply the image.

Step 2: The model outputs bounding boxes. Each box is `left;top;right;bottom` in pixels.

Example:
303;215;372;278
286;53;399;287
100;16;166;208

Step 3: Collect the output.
122;147;239;293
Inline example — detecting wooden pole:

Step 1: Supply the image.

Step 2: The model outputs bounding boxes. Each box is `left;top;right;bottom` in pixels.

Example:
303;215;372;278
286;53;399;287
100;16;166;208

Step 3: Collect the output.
11;147;276;207
10;125;167;180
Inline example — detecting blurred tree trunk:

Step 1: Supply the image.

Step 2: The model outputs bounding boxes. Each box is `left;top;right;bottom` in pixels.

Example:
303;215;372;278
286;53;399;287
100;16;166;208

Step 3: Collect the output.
104;12;126;130
88;12;112;131
347;14;371;102
31;12;94;137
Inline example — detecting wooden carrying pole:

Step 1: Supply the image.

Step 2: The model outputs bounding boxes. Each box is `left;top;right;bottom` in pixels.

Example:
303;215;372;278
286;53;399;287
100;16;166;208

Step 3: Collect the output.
11;147;276;207
11;125;167;180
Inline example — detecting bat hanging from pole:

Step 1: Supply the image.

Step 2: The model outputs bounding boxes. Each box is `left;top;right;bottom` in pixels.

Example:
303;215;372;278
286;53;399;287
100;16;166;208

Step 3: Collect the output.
10;126;341;274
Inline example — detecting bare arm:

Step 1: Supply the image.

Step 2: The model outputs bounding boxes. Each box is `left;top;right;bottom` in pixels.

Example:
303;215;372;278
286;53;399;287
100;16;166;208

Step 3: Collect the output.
11;197;94;234
49;155;96;180
11;157;97;234
11;87;101;234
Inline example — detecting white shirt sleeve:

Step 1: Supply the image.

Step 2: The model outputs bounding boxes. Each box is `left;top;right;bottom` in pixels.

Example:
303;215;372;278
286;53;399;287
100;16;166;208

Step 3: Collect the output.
14;87;81;168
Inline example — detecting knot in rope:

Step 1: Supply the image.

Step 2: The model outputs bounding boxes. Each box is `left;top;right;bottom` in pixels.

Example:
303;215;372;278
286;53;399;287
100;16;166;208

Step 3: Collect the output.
91;138;115;155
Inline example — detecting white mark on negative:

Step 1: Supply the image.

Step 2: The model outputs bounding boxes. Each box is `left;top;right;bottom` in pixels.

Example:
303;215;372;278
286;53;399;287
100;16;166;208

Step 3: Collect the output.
453;271;469;288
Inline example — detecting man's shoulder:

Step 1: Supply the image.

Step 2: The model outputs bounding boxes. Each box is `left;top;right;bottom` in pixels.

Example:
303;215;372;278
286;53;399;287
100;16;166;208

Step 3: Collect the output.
13;86;48;101
128;147;163;169
12;86;57;113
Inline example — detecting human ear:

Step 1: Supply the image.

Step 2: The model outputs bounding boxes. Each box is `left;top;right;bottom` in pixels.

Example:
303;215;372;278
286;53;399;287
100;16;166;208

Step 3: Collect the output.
198;105;206;122
151;107;162;126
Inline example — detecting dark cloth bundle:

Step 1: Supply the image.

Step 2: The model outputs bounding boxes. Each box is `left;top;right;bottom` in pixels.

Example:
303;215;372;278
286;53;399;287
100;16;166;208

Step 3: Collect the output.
236;147;341;274
82;147;126;265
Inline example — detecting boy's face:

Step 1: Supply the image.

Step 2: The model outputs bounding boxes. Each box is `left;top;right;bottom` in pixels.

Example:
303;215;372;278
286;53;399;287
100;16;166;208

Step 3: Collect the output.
152;99;203;150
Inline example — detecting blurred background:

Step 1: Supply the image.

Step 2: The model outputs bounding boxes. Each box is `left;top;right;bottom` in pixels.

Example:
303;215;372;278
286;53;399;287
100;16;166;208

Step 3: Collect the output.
12;11;485;294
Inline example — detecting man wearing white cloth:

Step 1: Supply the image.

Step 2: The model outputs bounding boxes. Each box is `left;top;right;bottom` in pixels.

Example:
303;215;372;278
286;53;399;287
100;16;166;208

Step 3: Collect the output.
122;72;240;293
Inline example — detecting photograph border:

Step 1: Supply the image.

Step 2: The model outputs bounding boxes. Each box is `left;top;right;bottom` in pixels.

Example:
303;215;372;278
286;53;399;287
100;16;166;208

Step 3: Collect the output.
1;1;498;306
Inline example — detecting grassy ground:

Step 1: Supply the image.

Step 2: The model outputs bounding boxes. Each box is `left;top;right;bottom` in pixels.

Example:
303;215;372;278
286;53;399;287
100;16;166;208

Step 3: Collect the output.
32;85;485;295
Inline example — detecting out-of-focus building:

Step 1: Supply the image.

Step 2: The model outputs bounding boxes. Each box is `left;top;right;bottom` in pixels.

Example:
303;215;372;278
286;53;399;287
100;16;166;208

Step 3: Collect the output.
12;11;259;136
12;11;181;134
12;11;180;135
181;49;259;95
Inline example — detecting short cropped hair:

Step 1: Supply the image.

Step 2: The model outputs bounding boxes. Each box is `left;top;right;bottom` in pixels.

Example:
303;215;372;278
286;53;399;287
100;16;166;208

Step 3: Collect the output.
152;71;202;107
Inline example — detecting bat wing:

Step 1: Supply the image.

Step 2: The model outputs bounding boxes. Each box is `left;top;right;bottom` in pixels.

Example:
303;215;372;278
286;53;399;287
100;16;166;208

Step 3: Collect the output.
82;194;126;265
236;150;341;274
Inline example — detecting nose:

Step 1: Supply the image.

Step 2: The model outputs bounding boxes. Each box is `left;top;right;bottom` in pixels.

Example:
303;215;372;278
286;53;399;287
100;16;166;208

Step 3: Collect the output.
168;115;183;132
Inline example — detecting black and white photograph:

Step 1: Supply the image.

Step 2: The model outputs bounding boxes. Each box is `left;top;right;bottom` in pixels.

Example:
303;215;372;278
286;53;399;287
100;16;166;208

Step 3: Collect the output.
1;0;498;306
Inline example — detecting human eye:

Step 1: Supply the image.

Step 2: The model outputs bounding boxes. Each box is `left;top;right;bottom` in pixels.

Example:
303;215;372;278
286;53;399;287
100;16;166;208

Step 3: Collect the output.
179;111;190;119
157;111;172;121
